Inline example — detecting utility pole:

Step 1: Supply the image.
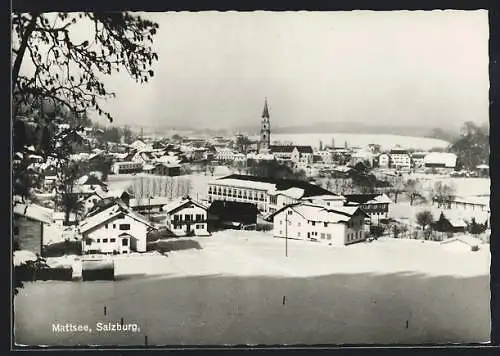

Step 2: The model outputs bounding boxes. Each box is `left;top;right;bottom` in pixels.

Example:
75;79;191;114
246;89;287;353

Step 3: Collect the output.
285;211;288;257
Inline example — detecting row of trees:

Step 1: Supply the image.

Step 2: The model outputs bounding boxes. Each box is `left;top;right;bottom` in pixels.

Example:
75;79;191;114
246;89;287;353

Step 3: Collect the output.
127;176;194;201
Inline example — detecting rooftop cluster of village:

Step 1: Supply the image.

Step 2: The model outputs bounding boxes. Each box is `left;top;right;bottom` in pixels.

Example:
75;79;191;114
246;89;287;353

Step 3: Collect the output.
13;100;490;260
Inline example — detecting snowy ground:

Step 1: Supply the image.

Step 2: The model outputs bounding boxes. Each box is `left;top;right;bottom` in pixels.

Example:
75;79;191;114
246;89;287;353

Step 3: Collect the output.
15;231;490;346
109;231;491;279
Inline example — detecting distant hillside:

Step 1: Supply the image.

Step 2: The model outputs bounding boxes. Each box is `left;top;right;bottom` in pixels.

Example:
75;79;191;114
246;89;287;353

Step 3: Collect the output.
234;122;460;141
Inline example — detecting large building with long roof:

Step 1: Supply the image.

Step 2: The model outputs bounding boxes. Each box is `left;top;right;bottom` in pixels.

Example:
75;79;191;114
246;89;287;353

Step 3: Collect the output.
207;174;339;214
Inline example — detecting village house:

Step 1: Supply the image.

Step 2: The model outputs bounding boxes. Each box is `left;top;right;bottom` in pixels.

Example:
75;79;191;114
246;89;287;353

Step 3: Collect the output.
269;145;313;164
424;152;458;172
350;149;375;167
79;199;154;254
344;193;392;224
13;202;54;256
207;174;339;214
129;196;171;215
80;190;132;216
162;197;210;237
378;153;390;168
268;203;369;245
207;200;259;231
389;148;412;170
411;152;427;169
315;150;333;164
153;162;181;176
111;161;143;174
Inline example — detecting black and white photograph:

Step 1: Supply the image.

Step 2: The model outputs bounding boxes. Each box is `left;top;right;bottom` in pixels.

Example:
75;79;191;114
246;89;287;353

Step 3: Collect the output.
12;9;491;347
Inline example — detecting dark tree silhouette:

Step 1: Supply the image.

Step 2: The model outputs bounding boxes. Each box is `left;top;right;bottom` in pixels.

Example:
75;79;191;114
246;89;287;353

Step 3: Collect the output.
12;12;159;121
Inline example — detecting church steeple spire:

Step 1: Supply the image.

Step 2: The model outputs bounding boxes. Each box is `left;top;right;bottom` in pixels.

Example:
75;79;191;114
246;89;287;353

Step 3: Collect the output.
262;97;270;119
259;97;271;152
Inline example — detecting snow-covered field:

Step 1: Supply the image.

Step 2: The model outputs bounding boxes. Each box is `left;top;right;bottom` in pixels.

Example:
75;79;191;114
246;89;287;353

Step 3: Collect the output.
106;165;233;202
251;133;450;151
15;232;490;345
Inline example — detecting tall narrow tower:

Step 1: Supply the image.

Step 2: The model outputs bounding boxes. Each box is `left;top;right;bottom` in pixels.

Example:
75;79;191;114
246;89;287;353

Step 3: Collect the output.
260;97;271;152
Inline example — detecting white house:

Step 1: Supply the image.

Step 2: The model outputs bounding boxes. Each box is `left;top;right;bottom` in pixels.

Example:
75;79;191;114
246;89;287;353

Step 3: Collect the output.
269;203;369;246
162;197;210;237
389;148;412;170
378;153;390;168
411;152;427;168
79;199;154;254
344;193;392;224
424;152;458;170
111;161;143;174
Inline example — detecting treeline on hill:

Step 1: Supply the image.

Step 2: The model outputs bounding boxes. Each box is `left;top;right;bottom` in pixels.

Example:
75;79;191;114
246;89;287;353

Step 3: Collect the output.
91;122;136;144
448;122;489;170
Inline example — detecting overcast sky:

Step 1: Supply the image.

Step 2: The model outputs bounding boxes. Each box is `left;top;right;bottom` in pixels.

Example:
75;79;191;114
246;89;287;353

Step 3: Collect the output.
89;11;489;130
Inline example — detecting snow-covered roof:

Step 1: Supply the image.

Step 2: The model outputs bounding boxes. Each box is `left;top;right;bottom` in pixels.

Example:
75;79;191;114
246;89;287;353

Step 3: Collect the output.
453;195;489;206
211;178;276;192
476;164;489;169
79;202;152;233
302;194;346;202
424;152;457;167
280;203;364;223
162;197;208;214
271;187;304;200
13;203;53;224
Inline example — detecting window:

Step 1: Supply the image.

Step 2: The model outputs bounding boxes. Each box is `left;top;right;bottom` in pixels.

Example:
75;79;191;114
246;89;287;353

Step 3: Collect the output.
196;214;203;221
119;224;130;231
86;240;92;245
279;231;282;235
298;232;301;237
13;226;19;235
97;238;101;243
110;238;116;243
174;215;179;221
327;234;332;240
280;220;283;225
321;233;325;239
298;222;301;227
103;238;108;243
311;221;315;226
105;224;108;229
122;238;128;246
113;224;116;229
324;222;328;227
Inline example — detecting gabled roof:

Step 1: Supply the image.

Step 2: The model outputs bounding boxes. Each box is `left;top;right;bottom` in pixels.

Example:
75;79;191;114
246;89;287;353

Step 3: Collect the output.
79;199;153;234
13;202;53;224
267;202;368;223
163;197;208;214
344;194;392;205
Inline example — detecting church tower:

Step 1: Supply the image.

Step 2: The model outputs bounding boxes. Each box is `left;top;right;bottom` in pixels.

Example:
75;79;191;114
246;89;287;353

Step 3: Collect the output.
259;97;271;152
